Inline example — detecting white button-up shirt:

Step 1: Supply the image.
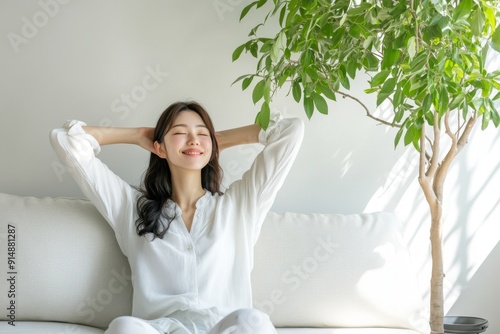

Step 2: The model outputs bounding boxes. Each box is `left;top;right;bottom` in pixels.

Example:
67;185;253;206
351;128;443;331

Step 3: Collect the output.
50;115;304;325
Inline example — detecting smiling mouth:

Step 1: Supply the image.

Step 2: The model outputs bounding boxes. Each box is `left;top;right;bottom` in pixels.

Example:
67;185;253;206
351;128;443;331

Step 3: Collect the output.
182;151;203;156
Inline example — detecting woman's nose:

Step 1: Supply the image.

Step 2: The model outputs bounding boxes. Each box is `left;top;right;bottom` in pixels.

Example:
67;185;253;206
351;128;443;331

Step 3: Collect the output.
187;133;199;145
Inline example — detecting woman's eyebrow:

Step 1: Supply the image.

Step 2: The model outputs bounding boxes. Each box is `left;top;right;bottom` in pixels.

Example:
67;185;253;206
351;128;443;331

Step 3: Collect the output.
171;124;207;128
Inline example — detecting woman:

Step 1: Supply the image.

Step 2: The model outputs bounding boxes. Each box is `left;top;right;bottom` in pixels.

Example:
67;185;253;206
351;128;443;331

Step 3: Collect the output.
50;101;304;334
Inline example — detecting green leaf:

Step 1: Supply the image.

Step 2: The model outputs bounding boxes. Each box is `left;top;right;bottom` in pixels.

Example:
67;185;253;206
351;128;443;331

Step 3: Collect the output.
381;49;400;70
231;74;250;87
488;99;500;127
271;31;286;62
491;27;500;52
422;92;433;112
438;87;449;114
301;49;314;68
292;81;302;102
256;0;267;9
242;76;253;90
482;107;491;130
407;36;416;59
412;127;422;151
422;24;443;44
410;52;428;71
312;92;328;115
347;61;357;79
484;6;496;32
250;42;259;57
469;97;483;112
470;9;485;36
260;40;273;53
263;79;272;103
377;78;396;106
394;107;405;124
279;5;287;27
403;122;418;148
453;0;472;21
257;102;271;130
393;86;404;110
394;120;406;148
364;52;379;70
305;67;319;81
339;13;347;27
252;80;265;104
371;70;391;87
304;96;314;119
318;84;337;101
365;87;379;94
232;44;246;62
240;2;258;21
339;68;350;90
449;93;466;110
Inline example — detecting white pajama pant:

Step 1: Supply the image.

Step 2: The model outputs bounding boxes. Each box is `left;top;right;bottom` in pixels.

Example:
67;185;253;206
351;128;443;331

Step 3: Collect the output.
104;308;277;334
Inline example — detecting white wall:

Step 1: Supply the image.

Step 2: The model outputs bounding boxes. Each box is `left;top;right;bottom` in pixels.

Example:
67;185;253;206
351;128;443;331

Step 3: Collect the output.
1;0;499;330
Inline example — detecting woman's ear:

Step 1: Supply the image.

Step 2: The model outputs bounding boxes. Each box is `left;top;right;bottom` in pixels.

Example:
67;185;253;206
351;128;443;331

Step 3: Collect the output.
154;141;167;159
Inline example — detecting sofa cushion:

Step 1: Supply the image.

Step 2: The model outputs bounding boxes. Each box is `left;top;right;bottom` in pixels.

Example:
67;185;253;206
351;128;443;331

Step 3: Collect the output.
275;329;423;334
0;321;423;334
0;321;104;333
252;212;429;333
0;194;132;329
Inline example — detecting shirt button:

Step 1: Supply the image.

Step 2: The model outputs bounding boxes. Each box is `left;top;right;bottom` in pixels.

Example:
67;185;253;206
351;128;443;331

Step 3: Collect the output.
187;245;193;251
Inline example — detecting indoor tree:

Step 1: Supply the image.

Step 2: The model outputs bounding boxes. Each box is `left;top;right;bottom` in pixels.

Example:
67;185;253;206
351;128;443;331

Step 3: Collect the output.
232;0;500;333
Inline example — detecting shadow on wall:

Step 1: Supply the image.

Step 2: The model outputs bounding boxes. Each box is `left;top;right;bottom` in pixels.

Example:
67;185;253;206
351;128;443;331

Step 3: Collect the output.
363;121;500;320
447;240;500;331
446;126;500;304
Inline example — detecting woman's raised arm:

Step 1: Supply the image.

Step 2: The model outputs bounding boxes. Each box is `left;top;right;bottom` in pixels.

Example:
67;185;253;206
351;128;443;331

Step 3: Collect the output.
215;124;261;152
82;126;156;154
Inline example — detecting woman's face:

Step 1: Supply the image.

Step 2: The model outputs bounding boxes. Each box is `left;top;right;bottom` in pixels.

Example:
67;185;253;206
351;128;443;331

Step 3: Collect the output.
156;110;213;172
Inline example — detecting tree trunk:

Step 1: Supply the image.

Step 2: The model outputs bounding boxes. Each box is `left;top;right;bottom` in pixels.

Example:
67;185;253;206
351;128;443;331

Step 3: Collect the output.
429;205;444;334
419;171;445;334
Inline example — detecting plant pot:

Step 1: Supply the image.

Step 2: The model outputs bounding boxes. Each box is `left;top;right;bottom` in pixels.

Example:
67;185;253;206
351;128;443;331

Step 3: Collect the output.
444;316;488;333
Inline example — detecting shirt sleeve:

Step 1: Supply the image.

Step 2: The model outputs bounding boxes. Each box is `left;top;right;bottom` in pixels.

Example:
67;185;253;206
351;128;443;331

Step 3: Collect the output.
224;113;305;244
49;120;136;253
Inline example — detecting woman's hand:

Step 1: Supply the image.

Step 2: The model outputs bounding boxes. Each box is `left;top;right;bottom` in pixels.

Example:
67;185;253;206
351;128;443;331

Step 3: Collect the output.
137;127;156;154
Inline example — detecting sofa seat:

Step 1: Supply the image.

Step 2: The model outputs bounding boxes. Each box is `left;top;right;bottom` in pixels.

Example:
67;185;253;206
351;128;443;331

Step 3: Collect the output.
0;322;422;334
0;194;429;333
0;321;104;333
276;329;422;334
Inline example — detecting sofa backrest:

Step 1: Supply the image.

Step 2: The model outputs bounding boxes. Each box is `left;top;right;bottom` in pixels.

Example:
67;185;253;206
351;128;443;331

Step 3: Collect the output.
0;193;132;330
252;212;429;333
1;193;429;333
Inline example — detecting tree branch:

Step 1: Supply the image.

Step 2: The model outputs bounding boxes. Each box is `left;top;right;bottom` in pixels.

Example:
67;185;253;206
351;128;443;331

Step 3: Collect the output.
433;111;458;200
456;116;477;154
334;90;400;127
418;121;438;212
426;110;441;179
419;122;427;179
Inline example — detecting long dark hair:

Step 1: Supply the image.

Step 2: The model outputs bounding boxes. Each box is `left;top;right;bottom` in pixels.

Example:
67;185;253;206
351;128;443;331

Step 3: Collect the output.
135;101;223;239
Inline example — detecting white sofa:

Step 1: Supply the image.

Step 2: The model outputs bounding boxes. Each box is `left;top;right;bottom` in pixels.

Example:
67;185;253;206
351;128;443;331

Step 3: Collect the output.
0;193;430;334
